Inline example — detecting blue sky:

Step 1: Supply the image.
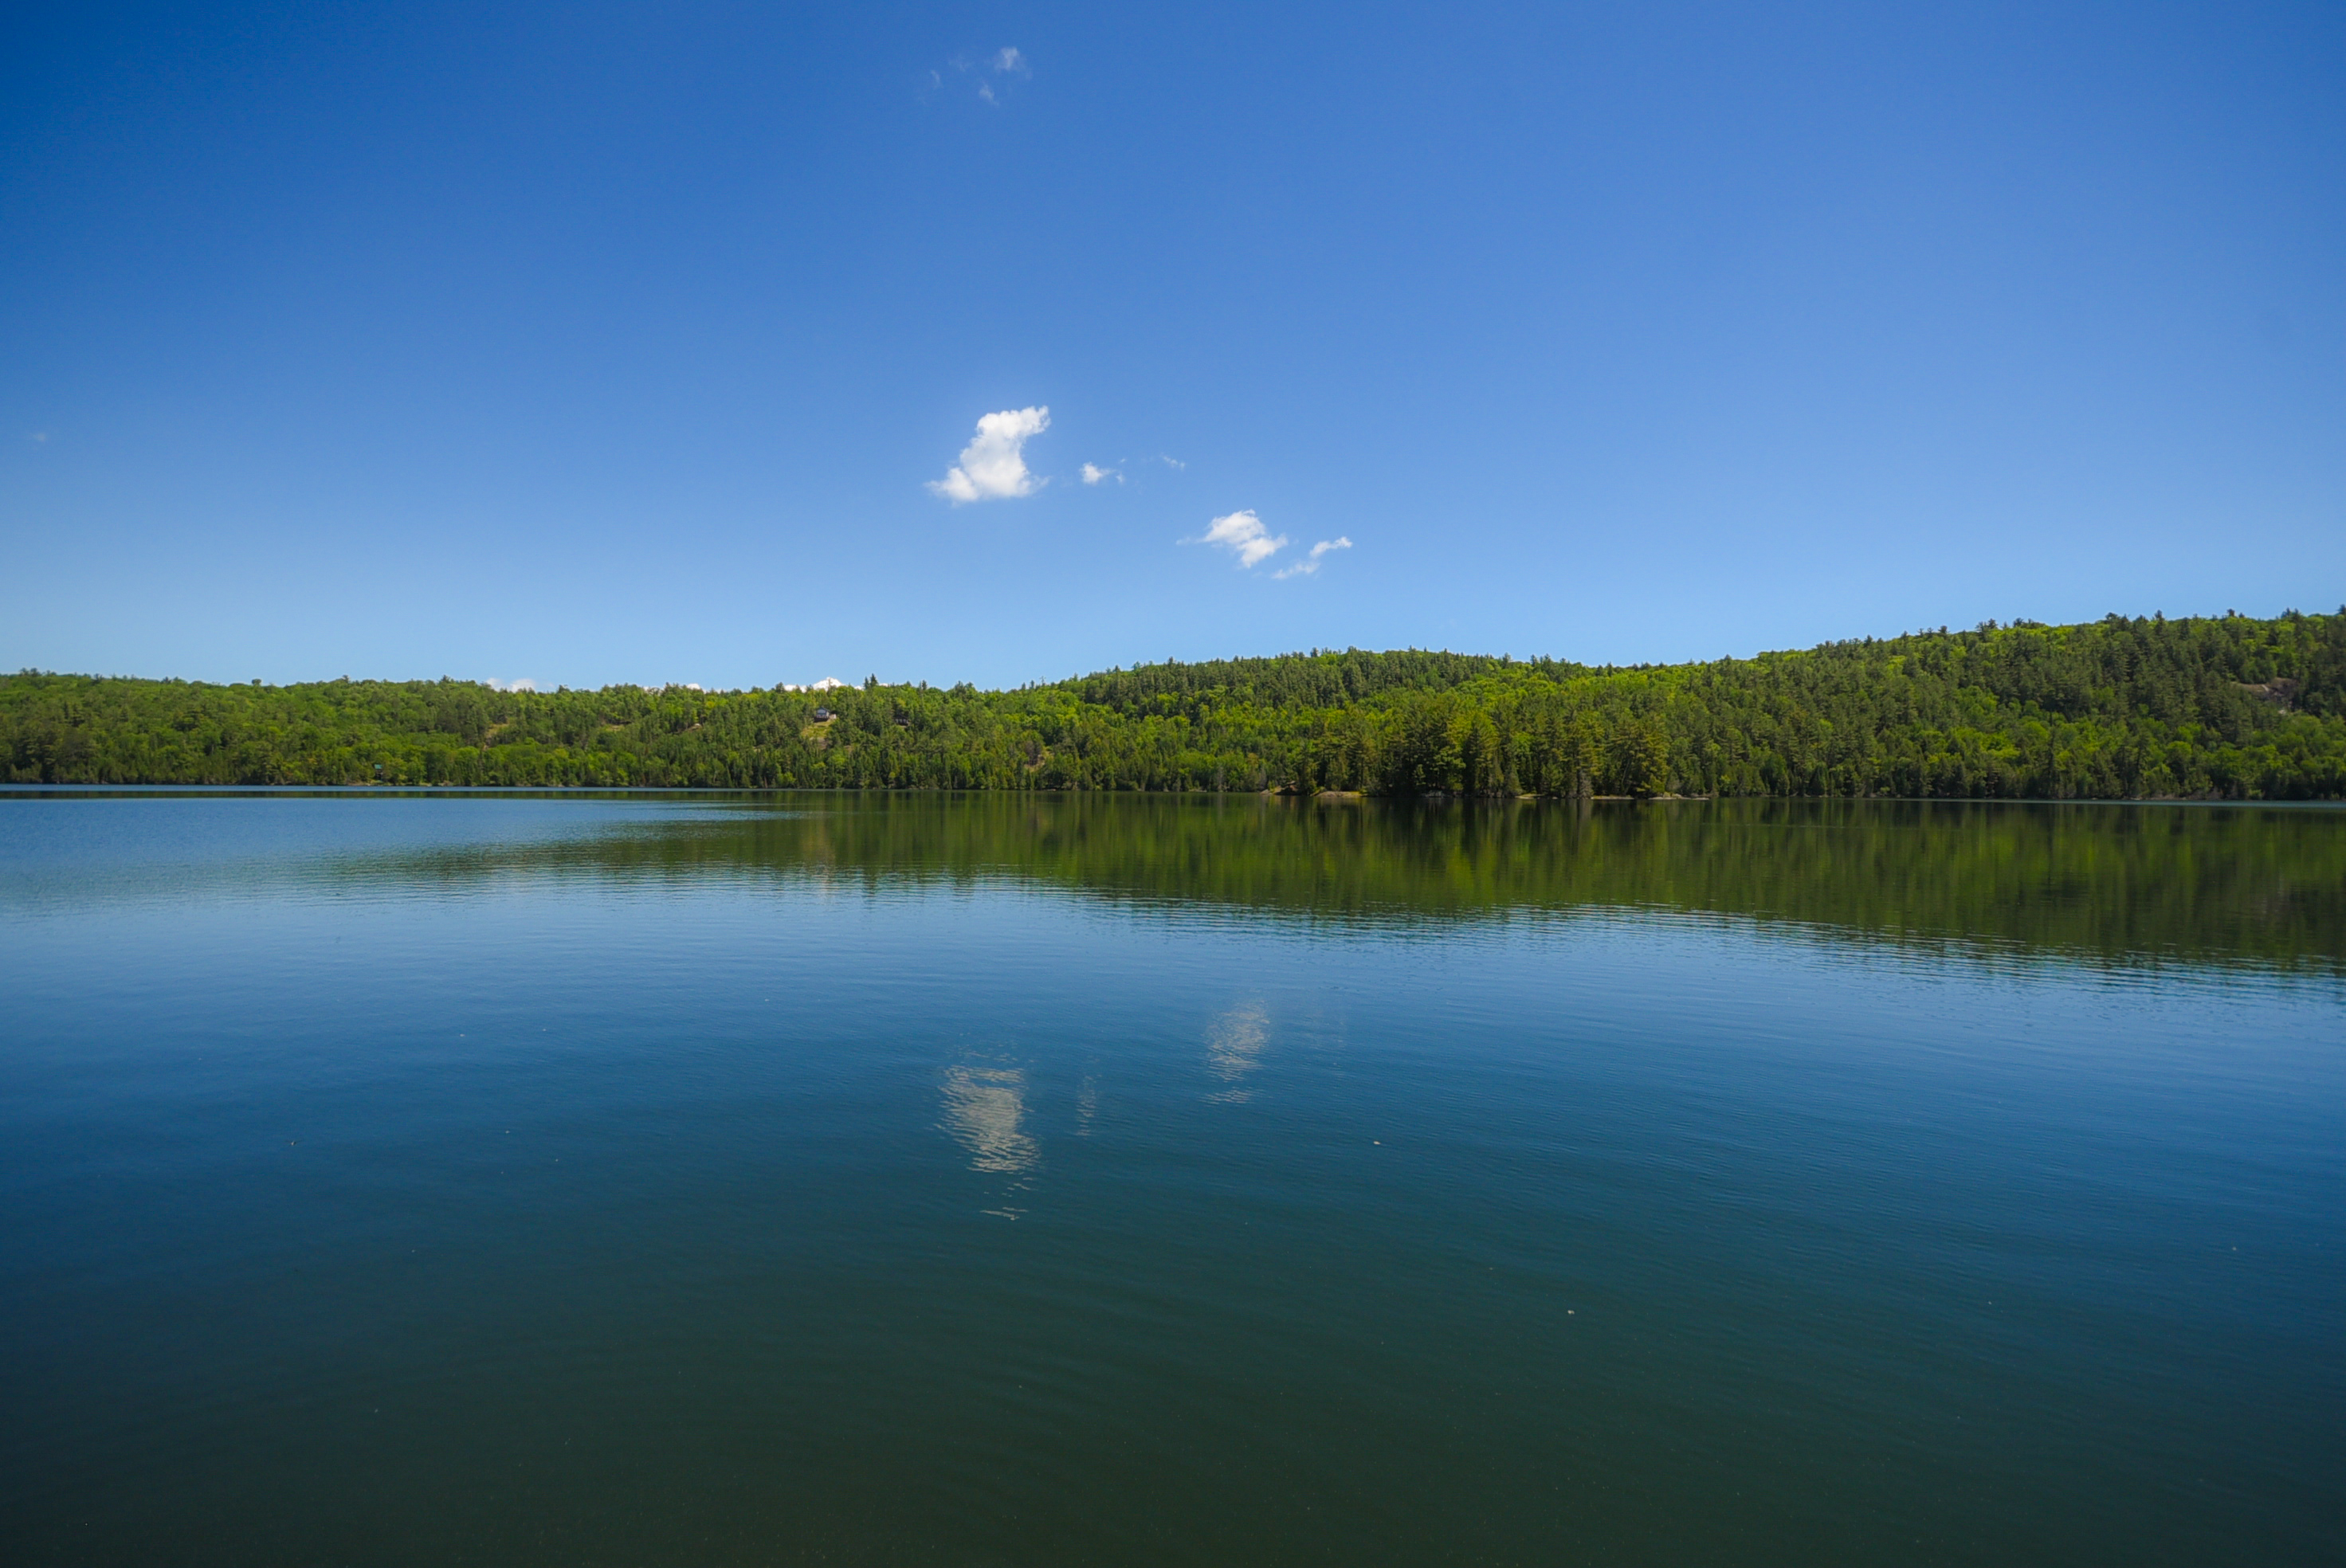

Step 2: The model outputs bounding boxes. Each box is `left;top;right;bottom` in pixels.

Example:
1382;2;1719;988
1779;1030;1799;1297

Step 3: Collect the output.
2;2;2340;690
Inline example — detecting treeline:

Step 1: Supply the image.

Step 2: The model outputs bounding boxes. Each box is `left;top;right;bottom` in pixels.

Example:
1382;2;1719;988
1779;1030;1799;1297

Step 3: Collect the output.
6;610;2345;798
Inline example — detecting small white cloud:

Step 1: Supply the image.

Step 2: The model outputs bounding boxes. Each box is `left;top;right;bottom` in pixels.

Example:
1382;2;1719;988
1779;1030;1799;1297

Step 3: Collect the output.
1159;453;1186;470
483;677;538;692
951;47;1026;106
1191;508;1289;569
1081;462;1122;485
928;406;1050;504
1273;537;1352;579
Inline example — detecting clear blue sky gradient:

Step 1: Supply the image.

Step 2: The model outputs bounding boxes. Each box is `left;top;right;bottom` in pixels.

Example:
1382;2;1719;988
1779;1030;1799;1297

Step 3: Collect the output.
3;2;2341;689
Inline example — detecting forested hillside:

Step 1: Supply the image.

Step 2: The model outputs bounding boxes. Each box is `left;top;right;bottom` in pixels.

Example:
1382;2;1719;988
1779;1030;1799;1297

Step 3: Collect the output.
6;610;2344;798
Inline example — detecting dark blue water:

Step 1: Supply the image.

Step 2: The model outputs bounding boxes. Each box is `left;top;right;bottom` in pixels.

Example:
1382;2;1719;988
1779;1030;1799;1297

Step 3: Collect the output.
2;792;2340;1564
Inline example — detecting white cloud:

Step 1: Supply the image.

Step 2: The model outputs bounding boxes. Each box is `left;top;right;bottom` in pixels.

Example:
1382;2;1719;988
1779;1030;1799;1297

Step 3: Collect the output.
1273;536;1352;579
1192;508;1289;568
483;677;538;692
1159;453;1186;470
948;46;1026;106
928;406;1050;503
1081;462;1122;485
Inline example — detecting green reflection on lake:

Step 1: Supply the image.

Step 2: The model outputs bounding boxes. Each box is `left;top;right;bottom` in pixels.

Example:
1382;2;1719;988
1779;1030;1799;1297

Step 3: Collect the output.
352;794;2346;974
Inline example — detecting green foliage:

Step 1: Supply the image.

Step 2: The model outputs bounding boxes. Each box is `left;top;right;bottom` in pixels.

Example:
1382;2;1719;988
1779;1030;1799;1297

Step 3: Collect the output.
6;609;2345;798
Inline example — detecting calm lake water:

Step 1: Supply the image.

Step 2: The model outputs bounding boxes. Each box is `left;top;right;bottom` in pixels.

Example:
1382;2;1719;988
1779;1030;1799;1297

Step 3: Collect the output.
2;791;2340;1565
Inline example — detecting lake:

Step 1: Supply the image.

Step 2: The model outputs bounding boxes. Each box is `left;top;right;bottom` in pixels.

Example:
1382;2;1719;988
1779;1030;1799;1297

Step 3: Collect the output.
1;790;2340;1565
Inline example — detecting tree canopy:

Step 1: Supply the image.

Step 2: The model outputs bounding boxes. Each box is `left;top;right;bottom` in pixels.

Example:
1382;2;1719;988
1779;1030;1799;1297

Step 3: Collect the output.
7;610;2344;798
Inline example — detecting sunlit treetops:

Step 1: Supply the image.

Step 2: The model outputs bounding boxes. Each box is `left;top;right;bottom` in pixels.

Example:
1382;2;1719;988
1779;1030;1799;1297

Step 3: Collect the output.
6;610;2344;799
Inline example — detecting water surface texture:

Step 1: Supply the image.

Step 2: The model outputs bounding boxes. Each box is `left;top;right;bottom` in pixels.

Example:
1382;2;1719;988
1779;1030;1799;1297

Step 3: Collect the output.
2;792;2340;1565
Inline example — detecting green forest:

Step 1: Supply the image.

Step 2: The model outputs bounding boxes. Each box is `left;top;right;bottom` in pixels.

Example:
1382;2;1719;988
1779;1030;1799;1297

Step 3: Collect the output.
6;609;2345;798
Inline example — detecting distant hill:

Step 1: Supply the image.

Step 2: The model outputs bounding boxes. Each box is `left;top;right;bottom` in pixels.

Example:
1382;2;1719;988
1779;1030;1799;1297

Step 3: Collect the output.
6;610;2344;798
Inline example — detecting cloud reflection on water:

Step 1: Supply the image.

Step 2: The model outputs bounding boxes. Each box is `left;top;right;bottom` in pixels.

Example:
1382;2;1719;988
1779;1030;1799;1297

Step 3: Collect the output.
1206;1002;1269;1103
940;1062;1039;1175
